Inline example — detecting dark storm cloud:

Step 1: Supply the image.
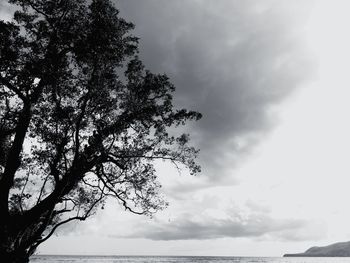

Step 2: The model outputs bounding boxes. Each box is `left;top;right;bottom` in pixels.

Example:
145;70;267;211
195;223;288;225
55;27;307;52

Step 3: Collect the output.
0;0;315;180
117;0;315;179
113;211;309;241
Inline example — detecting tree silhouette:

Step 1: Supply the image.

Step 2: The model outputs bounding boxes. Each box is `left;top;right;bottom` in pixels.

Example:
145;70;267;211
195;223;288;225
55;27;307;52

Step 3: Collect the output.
0;0;201;262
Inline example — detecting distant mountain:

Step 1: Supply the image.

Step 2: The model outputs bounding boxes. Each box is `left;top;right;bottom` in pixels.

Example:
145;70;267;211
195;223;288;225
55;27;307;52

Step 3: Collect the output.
284;241;350;257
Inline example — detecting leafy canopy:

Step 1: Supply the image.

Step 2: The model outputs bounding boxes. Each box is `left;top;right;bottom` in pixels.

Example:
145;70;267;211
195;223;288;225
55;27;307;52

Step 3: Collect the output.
0;0;201;252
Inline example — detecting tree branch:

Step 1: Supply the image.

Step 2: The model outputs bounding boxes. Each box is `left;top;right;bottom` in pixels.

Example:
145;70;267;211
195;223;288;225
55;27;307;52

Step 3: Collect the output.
97;171;144;215
33;191;104;248
0;103;31;215
0;76;27;102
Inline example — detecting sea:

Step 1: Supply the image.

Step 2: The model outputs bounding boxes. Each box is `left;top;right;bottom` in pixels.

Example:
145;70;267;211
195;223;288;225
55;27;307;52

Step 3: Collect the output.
28;256;350;263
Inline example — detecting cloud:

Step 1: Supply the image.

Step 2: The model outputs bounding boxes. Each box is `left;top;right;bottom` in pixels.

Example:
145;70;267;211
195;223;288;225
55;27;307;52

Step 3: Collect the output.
117;0;315;180
2;1;324;250
0;1;15;21
111;202;323;241
1;0;316;182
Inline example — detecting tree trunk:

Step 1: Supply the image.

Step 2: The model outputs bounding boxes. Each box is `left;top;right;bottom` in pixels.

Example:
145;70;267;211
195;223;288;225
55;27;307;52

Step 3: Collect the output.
0;222;37;263
0;249;30;263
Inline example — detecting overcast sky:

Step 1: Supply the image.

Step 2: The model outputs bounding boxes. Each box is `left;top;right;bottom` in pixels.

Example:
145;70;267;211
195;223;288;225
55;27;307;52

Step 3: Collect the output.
4;0;350;257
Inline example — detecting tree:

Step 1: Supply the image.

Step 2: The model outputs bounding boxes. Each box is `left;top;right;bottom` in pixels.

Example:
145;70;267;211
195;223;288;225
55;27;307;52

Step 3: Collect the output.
0;0;201;262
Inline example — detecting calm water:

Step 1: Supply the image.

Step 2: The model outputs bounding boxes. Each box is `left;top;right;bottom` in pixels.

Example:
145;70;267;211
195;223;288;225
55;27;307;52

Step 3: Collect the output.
29;256;350;263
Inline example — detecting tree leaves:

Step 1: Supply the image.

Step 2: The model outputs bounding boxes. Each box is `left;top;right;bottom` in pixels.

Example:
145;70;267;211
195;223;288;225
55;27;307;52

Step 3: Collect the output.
0;0;201;258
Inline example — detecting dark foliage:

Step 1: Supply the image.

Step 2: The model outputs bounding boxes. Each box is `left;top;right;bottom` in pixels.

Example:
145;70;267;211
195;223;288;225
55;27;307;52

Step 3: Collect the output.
0;0;201;261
